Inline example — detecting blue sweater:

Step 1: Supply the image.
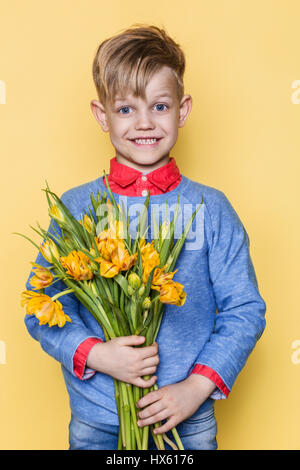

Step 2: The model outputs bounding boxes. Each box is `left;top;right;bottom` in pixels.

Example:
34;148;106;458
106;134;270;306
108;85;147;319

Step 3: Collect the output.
24;174;266;426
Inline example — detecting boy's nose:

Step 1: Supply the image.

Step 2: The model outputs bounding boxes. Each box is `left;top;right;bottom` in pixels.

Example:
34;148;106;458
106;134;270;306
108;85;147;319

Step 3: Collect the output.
134;111;155;129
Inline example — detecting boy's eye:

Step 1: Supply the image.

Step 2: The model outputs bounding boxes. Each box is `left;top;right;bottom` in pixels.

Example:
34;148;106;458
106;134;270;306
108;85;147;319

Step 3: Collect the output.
154;103;168;111
119;106;131;114
118;103;168;114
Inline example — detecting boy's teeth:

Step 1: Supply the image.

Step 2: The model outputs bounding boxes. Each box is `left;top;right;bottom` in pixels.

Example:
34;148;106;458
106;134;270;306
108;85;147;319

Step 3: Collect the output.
135;138;157;144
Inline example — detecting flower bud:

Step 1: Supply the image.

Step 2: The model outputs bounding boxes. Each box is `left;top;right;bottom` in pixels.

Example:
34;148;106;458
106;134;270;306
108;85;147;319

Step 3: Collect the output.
128;272;141;290
127;285;135;296
49;204;66;223
142;296;151;310
88;280;98;296
138;284;145;296
40;239;60;262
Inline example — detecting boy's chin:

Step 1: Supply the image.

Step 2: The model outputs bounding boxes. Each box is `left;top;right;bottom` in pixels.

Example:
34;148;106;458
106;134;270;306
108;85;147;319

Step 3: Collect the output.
118;154;168;166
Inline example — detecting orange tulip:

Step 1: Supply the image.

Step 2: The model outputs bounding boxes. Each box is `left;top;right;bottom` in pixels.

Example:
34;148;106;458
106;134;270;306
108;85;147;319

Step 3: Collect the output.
29;262;54;289
111;240;137;271
97;258;121;278
159;281;186;307
60;250;94;281
20;290;71;327
95;239;137;278
94;235;118;261
151;264;178;292
139;239;161;284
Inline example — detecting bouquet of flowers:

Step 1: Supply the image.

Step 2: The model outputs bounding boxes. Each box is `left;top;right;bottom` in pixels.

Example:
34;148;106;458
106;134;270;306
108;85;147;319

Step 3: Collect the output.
17;172;203;450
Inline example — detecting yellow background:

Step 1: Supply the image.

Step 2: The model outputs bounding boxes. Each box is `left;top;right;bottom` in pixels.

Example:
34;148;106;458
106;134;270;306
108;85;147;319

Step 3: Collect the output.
1;0;299;450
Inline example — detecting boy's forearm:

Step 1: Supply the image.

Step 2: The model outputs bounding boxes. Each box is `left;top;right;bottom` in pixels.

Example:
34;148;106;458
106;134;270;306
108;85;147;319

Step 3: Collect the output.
183;373;216;405
86;341;107;372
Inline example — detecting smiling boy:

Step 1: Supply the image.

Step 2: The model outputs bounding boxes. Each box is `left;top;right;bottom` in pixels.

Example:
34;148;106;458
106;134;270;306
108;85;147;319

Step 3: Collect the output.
24;24;266;450
90;64;190;175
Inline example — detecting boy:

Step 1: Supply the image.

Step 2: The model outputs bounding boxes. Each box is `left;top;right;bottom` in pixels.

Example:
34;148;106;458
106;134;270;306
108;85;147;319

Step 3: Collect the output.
24;24;266;450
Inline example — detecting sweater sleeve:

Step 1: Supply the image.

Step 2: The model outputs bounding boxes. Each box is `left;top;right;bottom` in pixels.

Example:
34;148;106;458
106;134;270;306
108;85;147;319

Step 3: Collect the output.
73;337;103;380
24;195;103;379
191;191;266;395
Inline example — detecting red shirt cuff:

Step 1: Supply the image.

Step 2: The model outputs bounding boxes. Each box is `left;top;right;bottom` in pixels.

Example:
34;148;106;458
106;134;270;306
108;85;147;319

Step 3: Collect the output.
189;364;230;397
73;337;103;380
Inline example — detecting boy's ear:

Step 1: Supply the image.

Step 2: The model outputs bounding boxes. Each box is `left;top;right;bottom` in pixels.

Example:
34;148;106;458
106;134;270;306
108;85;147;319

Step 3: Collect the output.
178;94;192;128
90;99;110;132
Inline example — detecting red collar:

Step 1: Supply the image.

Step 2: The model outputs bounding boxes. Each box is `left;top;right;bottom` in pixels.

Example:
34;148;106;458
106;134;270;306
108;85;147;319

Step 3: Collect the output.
108;157;181;192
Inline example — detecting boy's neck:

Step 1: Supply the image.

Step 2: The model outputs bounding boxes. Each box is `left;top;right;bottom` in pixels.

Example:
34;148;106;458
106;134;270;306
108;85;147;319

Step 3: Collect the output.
115;155;171;174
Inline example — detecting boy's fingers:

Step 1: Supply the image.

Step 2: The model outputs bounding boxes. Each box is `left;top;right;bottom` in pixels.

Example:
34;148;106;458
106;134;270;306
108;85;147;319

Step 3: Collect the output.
140;366;157;376
135;375;157;389
139;342;159;359
118;335;145;346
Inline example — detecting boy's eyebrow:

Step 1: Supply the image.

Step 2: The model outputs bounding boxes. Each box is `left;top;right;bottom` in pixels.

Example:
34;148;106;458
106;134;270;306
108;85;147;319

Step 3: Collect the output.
114;92;173;103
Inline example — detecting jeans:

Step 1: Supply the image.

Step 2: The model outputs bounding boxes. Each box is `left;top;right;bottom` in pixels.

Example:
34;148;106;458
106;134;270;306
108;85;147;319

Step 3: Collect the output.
69;407;218;450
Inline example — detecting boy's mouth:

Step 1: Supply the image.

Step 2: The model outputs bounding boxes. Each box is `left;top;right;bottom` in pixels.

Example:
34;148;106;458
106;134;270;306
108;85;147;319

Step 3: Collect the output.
129;137;162;147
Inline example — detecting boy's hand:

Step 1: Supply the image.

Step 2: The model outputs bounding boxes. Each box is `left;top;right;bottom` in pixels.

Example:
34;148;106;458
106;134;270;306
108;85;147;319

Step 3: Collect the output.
86;335;159;388
136;374;216;434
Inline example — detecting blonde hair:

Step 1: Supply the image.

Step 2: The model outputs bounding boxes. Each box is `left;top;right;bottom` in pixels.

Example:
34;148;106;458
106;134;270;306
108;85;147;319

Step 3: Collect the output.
92;24;186;107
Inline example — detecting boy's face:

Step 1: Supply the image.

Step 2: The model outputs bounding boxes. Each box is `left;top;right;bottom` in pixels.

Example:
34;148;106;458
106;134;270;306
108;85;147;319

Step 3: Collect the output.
90;65;192;172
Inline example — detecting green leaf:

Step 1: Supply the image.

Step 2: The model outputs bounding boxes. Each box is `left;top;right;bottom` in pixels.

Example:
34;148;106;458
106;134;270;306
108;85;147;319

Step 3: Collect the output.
144;264;160;297
113;273;130;297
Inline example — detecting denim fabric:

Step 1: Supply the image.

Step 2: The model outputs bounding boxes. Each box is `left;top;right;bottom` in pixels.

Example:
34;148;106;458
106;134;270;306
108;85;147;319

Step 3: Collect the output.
24;174;266;427
69;407;217;450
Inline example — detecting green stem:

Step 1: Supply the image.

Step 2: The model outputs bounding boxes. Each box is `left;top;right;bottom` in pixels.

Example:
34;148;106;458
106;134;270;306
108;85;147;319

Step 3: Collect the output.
119;382;126;448
113;281;119;308
113;379;123;449
51;288;74;301
141;422;149;450
119;382;131;449
171;427;184;450
131;420;136;450
150;425;161;449
126;383;142;449
154;424;165;449
120;288;125;313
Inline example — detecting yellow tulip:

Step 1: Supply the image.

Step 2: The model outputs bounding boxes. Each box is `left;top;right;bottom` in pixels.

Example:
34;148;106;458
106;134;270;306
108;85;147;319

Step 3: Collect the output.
111;240;137;271
40;239;60;263
97;258;121;278
48;299;71;327
49;204;65;223
79;214;95;233
97;219;125;241
20;290;71;327
60;250;94;281
21;290;41;307
151;264;178;292
29;262;54;289
159;281;186;307
95;240;137;278
94;235;118;261
139;239;161;284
